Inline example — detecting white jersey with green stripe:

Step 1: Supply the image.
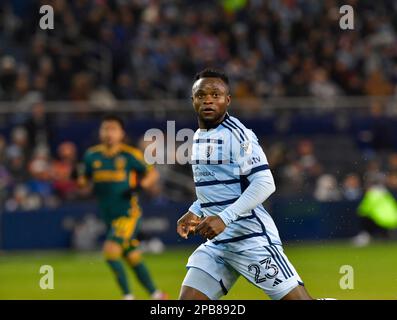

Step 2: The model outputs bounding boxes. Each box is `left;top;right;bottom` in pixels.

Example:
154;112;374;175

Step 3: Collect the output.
189;113;282;252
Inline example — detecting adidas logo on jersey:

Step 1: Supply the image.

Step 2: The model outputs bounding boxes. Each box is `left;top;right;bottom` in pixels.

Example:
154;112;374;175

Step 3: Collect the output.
273;278;283;287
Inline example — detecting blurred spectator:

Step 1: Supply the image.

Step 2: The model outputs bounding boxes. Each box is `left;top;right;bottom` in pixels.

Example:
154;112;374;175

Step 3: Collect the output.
387;153;397;172
297;140;321;171
309;67;341;99
89;87;117;110
0;164;12;193
0;134;6;163
297;139;323;189
24;101;52;149
6;147;28;184
114;73;135;100
5;127;30;184
266;142;288;188
280;160;305;195
279;139;323;195
51;141;78;199
6;126;31;160
386;172;397;195
363;159;384;187
342;173;363;201
364;71;393;96
314;174;342;202
27;145;58;208
70;72;94;101
0;56;17;100
4;184;41;212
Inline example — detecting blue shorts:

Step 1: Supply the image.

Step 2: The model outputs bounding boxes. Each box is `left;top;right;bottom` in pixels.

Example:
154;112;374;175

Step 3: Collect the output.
182;244;303;300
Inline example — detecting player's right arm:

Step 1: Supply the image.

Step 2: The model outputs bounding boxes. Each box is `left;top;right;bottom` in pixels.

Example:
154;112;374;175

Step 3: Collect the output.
176;200;203;239
77;151;93;195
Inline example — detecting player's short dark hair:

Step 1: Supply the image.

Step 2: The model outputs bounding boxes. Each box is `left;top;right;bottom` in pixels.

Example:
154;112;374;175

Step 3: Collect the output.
194;68;229;86
101;114;125;130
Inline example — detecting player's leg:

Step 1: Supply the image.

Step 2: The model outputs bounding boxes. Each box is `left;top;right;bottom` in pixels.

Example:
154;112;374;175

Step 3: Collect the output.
280;284;312;300
224;244;313;300
106;214;145;299
123;218;167;299
179;286;210;300
125;247;155;294
103;239;132;299
179;244;239;300
263;246;334;300
124;243;167;299
265;245;313;300
179;268;220;300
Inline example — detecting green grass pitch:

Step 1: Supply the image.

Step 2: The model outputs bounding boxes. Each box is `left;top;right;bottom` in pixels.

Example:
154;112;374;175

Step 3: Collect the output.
1;242;397;300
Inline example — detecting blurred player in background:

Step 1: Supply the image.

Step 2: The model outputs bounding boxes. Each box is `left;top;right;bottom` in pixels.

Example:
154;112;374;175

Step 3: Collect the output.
352;175;397;247
78;114;167;300
177;69;317;300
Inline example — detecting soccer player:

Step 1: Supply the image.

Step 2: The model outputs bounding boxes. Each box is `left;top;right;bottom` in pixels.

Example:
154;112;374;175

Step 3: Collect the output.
177;69;314;300
78;114;167;300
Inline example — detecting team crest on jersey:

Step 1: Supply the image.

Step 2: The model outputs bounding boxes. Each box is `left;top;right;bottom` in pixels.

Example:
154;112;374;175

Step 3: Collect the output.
115;156;127;169
205;145;213;158
93;160;102;169
240;141;252;154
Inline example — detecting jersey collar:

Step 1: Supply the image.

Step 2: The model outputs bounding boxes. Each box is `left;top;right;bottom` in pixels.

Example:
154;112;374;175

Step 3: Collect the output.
199;112;230;131
100;144;122;157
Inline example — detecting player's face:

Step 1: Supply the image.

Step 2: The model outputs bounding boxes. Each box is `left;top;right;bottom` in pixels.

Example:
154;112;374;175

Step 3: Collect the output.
192;78;231;126
99;120;125;146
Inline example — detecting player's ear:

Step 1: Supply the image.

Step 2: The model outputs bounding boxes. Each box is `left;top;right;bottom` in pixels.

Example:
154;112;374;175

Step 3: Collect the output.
226;94;231;106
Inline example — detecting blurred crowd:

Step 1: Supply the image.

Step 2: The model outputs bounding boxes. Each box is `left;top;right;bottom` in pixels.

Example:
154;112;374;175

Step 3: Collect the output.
265;138;397;202
1;0;397;212
1;106;397;212
1;0;397;106
0;105;80;211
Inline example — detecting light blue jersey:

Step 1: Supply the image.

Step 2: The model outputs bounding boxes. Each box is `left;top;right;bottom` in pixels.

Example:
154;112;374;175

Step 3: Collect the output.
183;113;303;299
189;113;282;252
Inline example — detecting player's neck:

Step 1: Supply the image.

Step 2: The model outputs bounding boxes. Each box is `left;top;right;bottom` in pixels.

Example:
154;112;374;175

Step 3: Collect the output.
103;143;121;154
199;113;227;130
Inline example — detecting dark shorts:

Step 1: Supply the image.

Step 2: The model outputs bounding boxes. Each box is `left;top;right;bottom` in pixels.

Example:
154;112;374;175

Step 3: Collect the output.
106;211;142;254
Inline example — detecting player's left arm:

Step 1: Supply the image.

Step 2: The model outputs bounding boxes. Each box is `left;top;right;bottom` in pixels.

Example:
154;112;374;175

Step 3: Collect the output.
217;170;275;225
220;130;276;224
196;171;275;239
196;130;276;239
140;165;160;196
127;149;160;196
